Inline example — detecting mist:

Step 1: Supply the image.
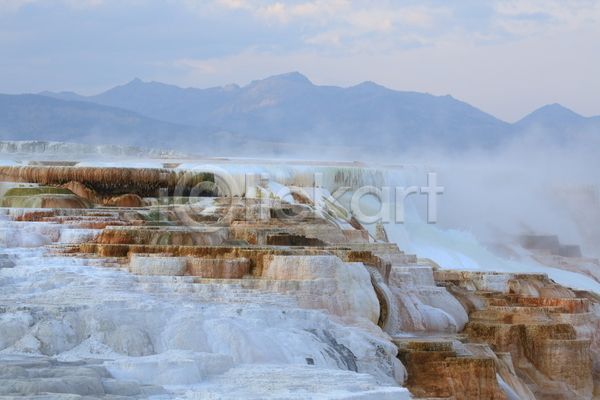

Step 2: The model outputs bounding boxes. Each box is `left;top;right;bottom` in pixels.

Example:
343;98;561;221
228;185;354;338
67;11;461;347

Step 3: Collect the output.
396;127;600;259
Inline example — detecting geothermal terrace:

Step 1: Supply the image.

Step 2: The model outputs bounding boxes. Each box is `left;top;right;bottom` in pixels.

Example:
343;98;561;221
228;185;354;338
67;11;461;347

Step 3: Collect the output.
1;147;600;399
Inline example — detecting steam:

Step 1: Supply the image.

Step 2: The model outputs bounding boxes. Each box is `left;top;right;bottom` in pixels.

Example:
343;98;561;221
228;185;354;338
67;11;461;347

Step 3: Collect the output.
243;120;600;259
390;126;600;258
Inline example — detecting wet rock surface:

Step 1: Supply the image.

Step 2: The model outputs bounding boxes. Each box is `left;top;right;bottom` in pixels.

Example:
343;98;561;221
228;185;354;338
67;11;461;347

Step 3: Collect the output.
1;161;600;399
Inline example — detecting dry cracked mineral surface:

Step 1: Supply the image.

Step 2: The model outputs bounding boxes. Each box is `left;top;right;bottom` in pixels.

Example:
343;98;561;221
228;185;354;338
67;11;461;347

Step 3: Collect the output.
1;142;600;399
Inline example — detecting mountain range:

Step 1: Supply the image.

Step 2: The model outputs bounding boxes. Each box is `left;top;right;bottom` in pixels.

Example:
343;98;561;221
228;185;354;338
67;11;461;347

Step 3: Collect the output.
1;72;598;159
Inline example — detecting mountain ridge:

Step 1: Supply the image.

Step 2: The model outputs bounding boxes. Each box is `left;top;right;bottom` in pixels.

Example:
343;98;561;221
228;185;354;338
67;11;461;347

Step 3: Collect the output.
0;93;222;152
6;71;597;156
39;72;513;149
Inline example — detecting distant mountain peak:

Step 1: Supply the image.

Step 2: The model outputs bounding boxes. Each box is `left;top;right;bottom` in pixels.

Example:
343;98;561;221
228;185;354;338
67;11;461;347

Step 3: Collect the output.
221;83;240;92
536;103;580;115
525;103;585;118
537;103;573;112
350;81;387;92
268;72;313;85
122;78;145;87
37;90;85;102
109;78;187;94
516;103;584;126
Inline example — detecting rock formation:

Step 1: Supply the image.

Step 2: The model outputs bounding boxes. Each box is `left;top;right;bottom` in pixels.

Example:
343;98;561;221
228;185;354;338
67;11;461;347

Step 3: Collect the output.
1;159;599;399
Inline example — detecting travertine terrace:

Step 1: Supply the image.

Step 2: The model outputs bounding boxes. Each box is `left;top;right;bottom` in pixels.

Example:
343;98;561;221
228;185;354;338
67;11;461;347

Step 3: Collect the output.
2;147;600;399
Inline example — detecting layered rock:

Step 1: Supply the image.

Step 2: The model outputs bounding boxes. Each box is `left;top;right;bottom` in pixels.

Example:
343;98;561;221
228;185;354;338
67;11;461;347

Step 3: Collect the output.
395;337;510;400
436;270;598;400
0;186;93;209
1;161;599;400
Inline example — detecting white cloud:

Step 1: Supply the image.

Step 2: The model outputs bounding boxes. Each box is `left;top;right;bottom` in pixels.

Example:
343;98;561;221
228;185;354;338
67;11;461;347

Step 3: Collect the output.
0;0;37;11
218;0;251;9
493;0;600;37
175;58;218;73
235;0;600;52
255;0;350;25
304;31;341;46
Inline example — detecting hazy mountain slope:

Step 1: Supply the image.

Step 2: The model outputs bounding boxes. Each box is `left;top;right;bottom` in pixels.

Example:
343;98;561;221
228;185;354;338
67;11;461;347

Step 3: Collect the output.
0;94;401;161
38;90;86;102
219;77;511;148
0;94;223;153
40;72;514;149
32;73;600;154
514;103;600;145
41;79;240;127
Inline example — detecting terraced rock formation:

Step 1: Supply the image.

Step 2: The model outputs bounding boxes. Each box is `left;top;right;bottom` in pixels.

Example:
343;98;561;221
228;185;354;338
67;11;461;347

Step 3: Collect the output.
1;161;600;399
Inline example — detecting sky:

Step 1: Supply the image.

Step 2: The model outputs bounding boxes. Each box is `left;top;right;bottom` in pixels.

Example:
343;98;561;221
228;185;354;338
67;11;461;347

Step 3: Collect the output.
1;0;599;122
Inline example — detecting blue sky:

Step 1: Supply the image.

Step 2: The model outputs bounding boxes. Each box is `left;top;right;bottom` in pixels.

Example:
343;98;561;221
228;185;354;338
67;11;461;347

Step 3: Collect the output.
1;0;599;122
